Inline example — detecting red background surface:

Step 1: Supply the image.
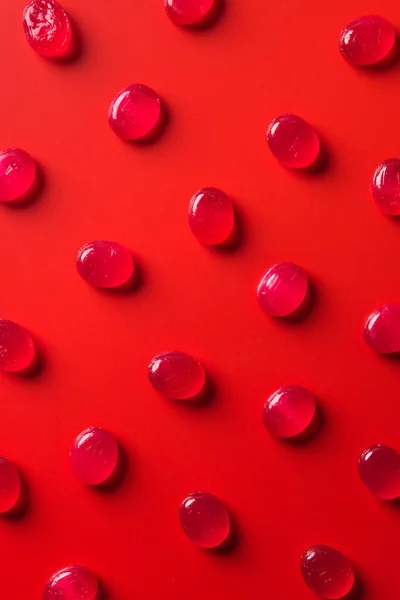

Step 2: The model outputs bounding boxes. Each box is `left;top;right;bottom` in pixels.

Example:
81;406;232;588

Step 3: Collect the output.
0;0;400;598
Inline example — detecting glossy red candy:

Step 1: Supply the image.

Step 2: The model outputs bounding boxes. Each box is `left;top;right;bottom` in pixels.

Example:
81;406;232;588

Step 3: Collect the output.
263;385;316;439
339;15;396;66
188;187;234;246
22;0;73;58
43;565;98;600
179;491;230;548
76;240;135;289
148;351;205;400
267;114;320;169
108;84;162;141
363;304;400;354
70;427;119;486
257;262;309;318
301;545;355;599
164;0;217;26
0;457;21;514
0;148;37;203
372;159;400;215
358;444;400;499
0;319;35;373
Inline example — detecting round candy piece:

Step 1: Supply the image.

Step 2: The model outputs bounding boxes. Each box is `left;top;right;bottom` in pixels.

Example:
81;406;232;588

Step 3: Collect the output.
76;240;135;289
0;148;37;203
358;444;400;500
301;545;355;599
0;457;21;514
179;491;230;548
257;262;309;318
43;565;98;600
0;319;35;373
364;304;400;354
267;114;320;169
108;84;162;141
164;0;216;26
22;0;73;58
188;187;234;246
263;385;316;439
148;351;205;400
70;427;119;486
372;158;400;215
339;15;396;66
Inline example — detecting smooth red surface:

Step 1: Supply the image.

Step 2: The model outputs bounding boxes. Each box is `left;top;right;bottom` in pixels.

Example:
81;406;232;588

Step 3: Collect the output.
266;114;320;168
70;426;119;486
372;158;400;215
339;16;396;66
358;444;400;500
179;490;230;548
0;148;37;203
257;262;309;317
188;187;234;245
2;0;400;598
263;385;316;439
0;319;35;372
164;0;217;26
76;240;135;289
0;457;21;514
148;350;205;400
108;84;162;141
43;565;98;600
363;303;400;354
300;545;355;599
22;0;73;58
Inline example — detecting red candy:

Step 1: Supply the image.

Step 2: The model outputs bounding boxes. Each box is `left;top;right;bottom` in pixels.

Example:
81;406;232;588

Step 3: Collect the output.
70;427;119;486
0;319;35;373
0;457;21;514
188;187;234;246
364;304;400;354
358;444;400;500
43;565;98;600
76;240;135;289
267;114;320;169
108;84;162;141
164;0;216;26
0;148;37;203
22;0;73;58
148;351;205;400
372;159;400;215
339;15;396;66
301;545;355;599
179;491;230;548
263;385;316;439
257;262;309;318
